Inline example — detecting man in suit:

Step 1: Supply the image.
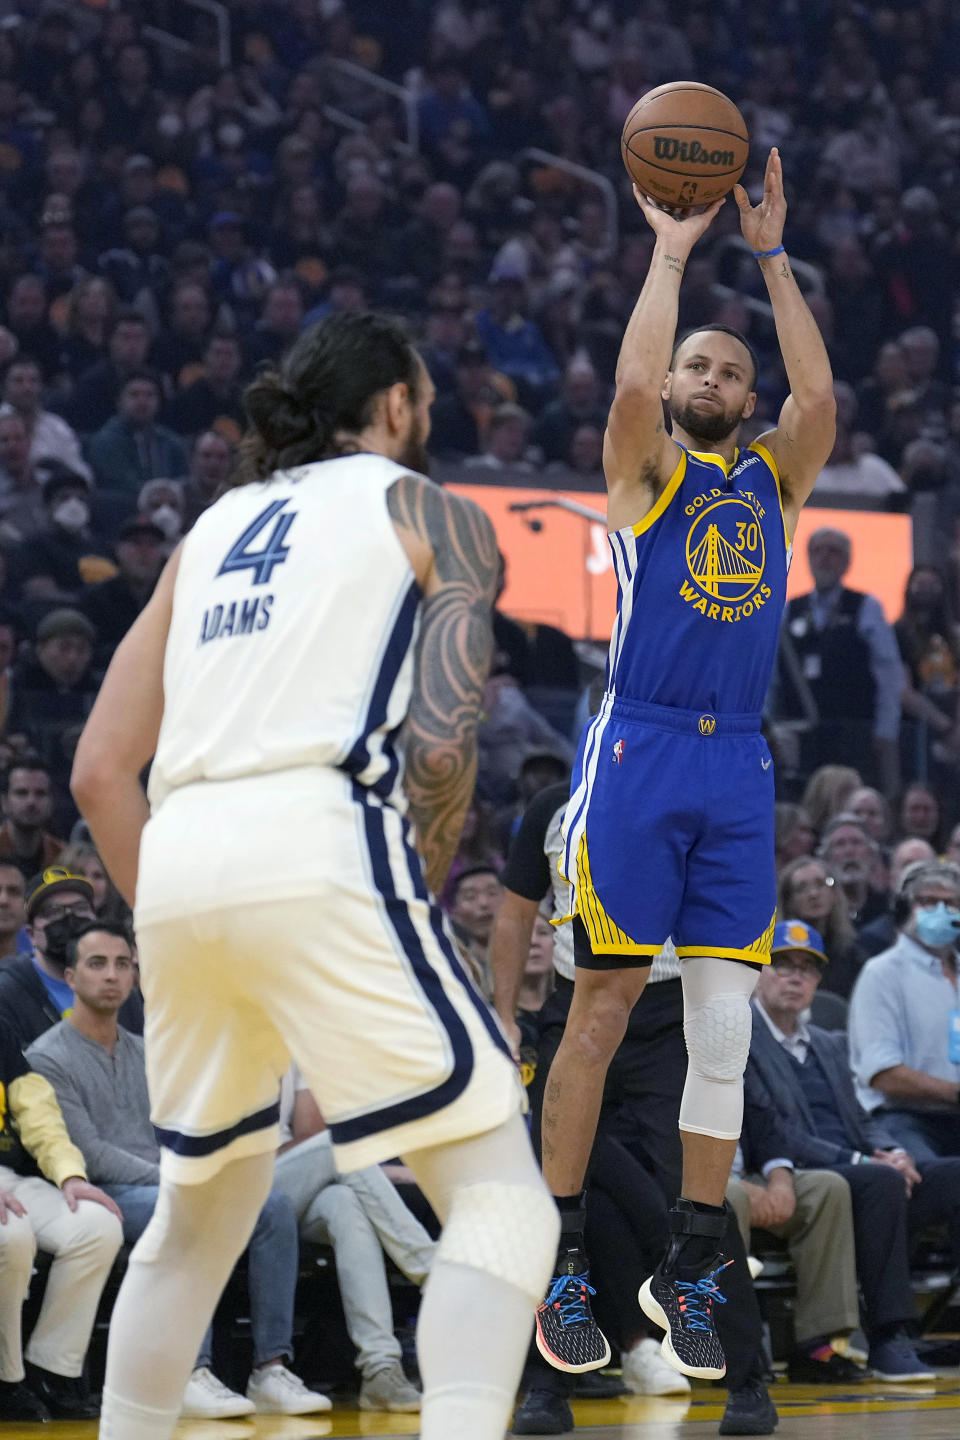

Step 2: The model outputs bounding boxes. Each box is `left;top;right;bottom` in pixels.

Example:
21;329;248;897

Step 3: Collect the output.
743;919;960;1381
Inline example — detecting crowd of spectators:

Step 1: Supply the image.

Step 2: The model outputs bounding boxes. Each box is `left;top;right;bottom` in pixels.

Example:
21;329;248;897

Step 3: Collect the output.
0;0;959;1429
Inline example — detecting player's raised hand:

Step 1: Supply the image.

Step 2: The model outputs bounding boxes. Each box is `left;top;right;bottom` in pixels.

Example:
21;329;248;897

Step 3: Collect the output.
734;148;786;254
632;186;724;252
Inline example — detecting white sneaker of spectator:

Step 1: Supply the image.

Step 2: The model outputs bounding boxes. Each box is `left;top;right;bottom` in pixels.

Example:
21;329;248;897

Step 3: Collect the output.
358;1360;422;1412
181;1367;255;1418
245;1363;332;1414
622;1337;693;1396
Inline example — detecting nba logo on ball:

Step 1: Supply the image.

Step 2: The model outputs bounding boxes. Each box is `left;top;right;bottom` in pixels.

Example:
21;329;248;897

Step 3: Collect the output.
621;81;749;208
613;739;625;764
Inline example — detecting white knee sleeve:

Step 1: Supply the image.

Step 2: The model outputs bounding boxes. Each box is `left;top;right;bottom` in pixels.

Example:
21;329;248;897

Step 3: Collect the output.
679;956;758;1140
436;1181;559;1307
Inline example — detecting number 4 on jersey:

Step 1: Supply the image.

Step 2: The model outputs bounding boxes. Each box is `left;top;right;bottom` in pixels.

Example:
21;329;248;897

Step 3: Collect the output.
218;500;297;586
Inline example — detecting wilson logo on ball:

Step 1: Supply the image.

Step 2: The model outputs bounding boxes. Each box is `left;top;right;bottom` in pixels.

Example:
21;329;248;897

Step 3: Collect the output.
653;138;736;166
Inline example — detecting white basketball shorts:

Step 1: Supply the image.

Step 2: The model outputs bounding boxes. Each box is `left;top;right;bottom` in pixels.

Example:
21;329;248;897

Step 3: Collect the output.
134;768;522;1184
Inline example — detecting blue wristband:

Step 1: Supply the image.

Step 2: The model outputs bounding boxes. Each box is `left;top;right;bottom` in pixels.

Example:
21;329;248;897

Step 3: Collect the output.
754;244;785;259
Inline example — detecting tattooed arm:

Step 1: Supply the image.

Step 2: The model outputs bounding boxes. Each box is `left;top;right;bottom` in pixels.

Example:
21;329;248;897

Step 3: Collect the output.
388;475;498;897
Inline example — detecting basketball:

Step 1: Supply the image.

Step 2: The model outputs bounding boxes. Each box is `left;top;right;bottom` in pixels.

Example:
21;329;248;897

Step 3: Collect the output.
621;81;749;209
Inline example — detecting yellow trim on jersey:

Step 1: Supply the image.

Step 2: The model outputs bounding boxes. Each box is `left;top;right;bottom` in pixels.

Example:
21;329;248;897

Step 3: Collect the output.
748;439;791;545
632;449;687;536
675;910;777;965
575;834;661;956
676;945;772;964
687;448;739;472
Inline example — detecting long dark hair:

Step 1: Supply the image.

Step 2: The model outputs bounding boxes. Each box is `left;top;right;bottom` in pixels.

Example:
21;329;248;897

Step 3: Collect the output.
237;311;421;485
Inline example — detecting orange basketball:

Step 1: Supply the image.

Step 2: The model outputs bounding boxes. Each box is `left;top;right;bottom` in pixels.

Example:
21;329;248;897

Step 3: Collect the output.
621;81;749;209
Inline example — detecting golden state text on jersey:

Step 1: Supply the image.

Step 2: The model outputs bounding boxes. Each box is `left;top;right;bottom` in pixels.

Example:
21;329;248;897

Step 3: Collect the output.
605;442;790;716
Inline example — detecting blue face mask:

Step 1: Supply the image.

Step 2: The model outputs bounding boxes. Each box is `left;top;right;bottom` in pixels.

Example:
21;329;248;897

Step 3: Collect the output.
914;902;960;949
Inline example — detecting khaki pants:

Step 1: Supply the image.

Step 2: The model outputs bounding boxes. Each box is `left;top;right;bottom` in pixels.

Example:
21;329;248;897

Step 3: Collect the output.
0;1169;122;1381
727;1170;860;1346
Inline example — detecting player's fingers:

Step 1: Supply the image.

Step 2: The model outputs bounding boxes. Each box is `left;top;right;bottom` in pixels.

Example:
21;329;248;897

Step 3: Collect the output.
732;184;750;211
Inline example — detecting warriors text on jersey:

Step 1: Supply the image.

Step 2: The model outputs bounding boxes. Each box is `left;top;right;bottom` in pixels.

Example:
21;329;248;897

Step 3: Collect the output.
561;443;787;966
606;441;789;713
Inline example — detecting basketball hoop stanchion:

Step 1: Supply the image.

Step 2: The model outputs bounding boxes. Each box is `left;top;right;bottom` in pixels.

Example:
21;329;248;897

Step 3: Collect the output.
508;498;607;525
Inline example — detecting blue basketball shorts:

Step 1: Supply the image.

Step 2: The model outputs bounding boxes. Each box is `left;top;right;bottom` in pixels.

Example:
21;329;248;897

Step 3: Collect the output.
561;695;777;968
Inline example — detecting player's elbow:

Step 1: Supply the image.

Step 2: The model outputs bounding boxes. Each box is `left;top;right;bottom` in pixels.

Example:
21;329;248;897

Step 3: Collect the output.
71;737;111;808
613;366;662;406
797;388;837;429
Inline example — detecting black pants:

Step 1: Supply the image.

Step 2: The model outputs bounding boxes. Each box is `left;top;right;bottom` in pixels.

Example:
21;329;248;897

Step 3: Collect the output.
834;1156;960;1337
526;974;766;1394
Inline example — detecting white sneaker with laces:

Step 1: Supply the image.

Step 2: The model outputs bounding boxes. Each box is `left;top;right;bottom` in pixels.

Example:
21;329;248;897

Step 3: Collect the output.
181;1367;256;1418
245;1364;332;1414
622;1337;693;1396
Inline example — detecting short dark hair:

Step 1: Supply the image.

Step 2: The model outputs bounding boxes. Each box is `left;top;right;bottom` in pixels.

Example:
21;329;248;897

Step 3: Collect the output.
1;754;50;794
65;919;133;971
670;324;759;388
449;864;501;904
238;311;421;484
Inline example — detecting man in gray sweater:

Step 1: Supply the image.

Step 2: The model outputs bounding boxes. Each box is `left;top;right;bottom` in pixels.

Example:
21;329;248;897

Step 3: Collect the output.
25;920;331;1421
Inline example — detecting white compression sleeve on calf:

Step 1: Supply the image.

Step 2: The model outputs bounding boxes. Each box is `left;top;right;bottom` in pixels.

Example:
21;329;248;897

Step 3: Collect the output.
678;954;760;1141
100;1151;275;1440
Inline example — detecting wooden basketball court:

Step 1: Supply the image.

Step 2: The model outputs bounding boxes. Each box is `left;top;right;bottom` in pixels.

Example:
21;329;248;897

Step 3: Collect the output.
12;1377;960;1440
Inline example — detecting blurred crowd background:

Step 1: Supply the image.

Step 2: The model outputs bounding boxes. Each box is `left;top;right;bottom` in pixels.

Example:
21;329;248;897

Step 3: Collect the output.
0;0;957;1415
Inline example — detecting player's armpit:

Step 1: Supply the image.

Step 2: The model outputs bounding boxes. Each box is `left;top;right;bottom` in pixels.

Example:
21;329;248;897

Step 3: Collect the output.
603;389;678;526
760;389;836;530
388;476;498;897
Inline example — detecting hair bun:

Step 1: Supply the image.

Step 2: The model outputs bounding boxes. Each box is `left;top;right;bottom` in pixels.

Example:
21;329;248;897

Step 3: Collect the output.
244;372;315;449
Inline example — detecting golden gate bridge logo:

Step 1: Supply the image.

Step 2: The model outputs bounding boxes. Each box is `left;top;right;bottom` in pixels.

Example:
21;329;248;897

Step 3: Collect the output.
685;499;765;603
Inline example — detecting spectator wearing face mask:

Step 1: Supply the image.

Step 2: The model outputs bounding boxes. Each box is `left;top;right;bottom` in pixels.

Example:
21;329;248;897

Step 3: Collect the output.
850;859;960;1161
9;465;114;604
136;477;184;549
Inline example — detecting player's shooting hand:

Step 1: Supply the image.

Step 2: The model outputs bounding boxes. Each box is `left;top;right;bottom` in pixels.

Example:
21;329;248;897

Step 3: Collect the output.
733;148;787;254
632;186;725;253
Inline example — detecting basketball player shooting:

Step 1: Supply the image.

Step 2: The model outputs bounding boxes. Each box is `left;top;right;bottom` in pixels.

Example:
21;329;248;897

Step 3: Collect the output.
70;312;559;1440
535;149;837;1379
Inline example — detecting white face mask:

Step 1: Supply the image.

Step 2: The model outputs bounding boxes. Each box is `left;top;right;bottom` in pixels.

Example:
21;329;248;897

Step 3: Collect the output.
150;504;181;539
53;497;89;533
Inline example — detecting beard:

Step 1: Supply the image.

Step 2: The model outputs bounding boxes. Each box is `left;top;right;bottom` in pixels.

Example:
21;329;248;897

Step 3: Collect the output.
398;416;431;477
669;394;742;444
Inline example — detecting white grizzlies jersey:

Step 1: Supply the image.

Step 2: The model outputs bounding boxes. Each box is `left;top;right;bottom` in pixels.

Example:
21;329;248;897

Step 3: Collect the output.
149;453;421;813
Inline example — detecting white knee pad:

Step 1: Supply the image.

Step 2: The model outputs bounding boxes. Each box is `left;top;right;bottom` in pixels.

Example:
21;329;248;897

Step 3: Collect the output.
679;956;758;1140
683;989;753;1085
436;1181;560;1307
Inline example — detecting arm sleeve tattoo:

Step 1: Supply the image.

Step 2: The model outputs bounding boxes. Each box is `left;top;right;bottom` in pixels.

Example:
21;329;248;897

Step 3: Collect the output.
388;475;498;896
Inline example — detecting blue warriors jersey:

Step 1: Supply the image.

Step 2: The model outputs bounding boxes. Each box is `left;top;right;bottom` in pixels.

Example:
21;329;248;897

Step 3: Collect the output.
606;441;789;715
558;441;786;965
